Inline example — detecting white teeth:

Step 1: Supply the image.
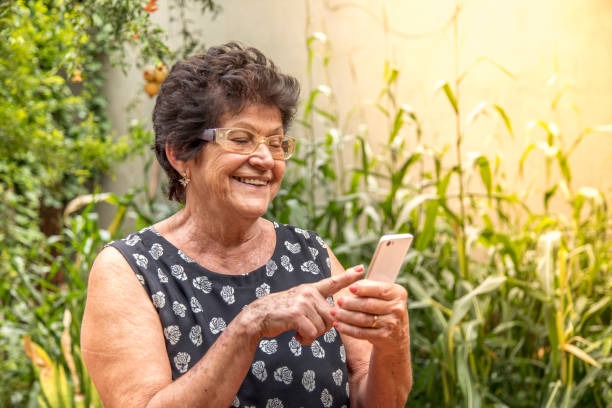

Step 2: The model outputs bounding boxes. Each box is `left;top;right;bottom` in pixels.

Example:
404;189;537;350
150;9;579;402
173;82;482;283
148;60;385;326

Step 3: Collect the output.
236;177;268;186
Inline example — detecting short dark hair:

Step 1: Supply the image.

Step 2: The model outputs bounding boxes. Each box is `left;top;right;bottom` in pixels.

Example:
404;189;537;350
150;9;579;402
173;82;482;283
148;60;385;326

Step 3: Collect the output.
152;42;300;203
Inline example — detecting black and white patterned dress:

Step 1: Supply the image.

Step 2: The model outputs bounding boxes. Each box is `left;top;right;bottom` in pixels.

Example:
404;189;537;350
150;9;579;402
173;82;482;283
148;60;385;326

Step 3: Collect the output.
109;222;350;407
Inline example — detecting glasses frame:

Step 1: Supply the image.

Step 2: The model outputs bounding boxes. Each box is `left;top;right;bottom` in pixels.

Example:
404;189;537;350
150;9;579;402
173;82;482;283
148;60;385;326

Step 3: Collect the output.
198;128;296;160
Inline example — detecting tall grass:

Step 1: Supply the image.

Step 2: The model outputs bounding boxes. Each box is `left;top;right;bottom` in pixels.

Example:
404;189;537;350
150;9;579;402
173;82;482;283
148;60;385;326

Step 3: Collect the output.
268;21;611;407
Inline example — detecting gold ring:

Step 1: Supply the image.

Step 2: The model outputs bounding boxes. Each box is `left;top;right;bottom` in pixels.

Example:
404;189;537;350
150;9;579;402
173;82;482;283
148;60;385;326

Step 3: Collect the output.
371;314;378;328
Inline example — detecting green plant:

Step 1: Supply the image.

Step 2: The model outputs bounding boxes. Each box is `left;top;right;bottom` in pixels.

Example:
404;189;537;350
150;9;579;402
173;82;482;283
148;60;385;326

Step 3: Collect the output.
268;14;611;407
0;0;218;404
5;188;175;407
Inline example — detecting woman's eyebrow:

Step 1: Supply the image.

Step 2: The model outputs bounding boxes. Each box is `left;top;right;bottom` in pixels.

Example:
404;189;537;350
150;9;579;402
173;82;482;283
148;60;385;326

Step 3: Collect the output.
228;123;284;134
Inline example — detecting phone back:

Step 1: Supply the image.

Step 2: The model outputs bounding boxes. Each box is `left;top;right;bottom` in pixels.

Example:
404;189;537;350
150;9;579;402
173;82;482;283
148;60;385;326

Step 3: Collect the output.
366;234;413;282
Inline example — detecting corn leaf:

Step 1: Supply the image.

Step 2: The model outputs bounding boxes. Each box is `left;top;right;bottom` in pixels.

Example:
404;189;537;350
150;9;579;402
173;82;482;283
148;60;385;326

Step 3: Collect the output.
561;343;602;368
449;276;507;327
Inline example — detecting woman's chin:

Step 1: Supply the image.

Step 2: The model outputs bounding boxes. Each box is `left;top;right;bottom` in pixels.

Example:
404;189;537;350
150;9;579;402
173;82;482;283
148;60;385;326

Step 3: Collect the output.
232;202;269;220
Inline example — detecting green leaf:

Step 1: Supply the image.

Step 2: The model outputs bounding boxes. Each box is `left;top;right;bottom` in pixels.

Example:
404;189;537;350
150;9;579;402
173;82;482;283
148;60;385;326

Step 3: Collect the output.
415;199;439;251
475;156;492;198
519;143;536;177
556;151;572;183
448;276;507;327
456;345;481;408
544;184;558;209
561;343;601;368
493;104;514;138
389;108;405;143
436;81;458;114
437;170;453;198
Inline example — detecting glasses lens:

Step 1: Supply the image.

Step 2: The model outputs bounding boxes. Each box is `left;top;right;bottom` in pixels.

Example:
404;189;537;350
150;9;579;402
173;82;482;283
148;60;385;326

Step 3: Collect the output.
266;135;287;159
281;137;295;159
218;129;294;160
223;129;256;154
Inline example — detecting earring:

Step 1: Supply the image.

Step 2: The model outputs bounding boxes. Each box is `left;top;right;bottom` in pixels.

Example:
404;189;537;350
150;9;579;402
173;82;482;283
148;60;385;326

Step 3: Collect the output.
179;171;190;187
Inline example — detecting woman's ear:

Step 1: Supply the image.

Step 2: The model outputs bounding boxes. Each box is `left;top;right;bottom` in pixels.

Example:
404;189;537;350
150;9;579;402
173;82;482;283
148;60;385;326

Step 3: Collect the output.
165;143;186;175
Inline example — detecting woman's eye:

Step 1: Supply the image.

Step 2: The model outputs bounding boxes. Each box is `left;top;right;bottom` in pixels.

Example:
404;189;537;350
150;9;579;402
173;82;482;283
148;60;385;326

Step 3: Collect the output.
228;132;253;144
267;137;283;148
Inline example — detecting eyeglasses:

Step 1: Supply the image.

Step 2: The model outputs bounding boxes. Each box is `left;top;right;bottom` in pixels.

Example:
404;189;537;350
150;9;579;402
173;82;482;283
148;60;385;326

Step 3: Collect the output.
198;128;296;160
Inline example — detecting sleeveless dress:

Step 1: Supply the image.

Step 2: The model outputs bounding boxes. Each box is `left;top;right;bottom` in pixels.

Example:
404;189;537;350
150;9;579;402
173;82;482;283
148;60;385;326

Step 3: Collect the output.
109;221;350;408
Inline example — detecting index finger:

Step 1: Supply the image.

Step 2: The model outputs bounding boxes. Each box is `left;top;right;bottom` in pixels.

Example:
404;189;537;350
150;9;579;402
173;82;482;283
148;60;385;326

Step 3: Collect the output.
314;265;365;298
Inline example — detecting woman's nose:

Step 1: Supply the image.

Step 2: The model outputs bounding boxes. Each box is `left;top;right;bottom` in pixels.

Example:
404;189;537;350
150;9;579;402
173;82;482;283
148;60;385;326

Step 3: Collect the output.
248;141;276;167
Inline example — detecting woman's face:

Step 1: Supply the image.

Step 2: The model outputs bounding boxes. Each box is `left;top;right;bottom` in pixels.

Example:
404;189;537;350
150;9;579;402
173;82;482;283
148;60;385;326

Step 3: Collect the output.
186;104;286;222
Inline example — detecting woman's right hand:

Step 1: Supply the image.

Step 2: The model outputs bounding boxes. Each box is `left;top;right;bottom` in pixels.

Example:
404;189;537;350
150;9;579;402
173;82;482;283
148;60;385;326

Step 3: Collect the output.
242;265;364;345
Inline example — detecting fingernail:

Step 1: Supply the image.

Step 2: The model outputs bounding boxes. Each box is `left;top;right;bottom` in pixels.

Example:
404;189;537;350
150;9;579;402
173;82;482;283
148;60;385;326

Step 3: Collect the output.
336;297;344;306
354;265;364;273
330;309;337;317
349;285;358;294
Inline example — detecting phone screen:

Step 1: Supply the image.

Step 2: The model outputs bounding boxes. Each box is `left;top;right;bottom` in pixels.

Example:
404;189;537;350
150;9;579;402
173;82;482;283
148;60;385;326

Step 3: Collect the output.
365;234;413;282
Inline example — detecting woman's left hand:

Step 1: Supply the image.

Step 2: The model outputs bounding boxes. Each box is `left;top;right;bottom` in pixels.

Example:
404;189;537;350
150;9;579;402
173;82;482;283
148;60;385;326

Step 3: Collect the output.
331;279;409;348
326;256;413;406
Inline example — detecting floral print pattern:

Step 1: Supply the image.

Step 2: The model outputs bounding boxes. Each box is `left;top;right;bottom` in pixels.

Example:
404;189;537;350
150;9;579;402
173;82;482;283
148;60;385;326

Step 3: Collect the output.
110;223;350;407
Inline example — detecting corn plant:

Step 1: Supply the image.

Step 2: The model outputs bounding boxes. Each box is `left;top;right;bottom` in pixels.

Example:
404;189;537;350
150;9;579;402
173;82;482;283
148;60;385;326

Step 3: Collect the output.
269;11;611;405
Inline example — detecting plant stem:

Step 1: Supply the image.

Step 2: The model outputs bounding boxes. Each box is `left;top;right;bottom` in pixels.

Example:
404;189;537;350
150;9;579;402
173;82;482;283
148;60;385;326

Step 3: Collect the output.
453;1;468;280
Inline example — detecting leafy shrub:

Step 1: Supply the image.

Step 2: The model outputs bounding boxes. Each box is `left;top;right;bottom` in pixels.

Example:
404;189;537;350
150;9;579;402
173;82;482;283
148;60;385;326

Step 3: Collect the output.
0;0;218;405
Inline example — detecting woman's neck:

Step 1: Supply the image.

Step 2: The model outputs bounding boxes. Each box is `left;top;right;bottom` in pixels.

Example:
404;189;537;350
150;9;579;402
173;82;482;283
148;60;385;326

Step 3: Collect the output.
163;207;263;245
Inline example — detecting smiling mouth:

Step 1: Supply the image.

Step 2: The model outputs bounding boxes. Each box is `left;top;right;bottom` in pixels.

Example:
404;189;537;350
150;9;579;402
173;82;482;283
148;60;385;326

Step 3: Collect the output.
233;176;269;186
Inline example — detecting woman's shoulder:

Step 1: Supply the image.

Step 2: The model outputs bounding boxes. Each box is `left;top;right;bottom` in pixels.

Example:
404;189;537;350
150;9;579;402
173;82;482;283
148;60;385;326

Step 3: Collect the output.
87;242;145;297
92;226;163;279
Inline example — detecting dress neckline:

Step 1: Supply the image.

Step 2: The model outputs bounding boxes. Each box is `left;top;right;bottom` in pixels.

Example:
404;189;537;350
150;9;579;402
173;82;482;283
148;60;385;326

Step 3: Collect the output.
145;222;281;279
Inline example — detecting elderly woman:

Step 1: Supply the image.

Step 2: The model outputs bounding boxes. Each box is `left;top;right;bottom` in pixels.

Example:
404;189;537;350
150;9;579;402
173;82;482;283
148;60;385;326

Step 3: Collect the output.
81;42;412;407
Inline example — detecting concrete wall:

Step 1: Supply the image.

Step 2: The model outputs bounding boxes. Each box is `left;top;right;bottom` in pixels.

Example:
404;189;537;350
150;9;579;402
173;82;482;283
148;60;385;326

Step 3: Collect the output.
104;0;612;216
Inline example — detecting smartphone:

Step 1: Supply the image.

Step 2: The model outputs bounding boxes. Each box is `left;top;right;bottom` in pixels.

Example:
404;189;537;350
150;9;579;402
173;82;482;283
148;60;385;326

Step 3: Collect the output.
365;234;413;282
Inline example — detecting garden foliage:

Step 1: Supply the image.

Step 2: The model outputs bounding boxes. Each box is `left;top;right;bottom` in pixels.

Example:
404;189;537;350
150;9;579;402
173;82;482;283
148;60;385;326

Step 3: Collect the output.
0;1;610;407
0;0;218;405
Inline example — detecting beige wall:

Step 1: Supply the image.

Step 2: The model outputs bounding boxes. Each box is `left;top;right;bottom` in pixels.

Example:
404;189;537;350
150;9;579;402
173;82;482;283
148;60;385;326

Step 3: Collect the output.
104;0;612;215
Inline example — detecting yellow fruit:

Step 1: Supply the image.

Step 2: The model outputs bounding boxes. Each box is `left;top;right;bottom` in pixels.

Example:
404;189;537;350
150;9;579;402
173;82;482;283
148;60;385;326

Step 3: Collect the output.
71;70;82;83
153;63;168;83
144;81;160;97
143;65;156;82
